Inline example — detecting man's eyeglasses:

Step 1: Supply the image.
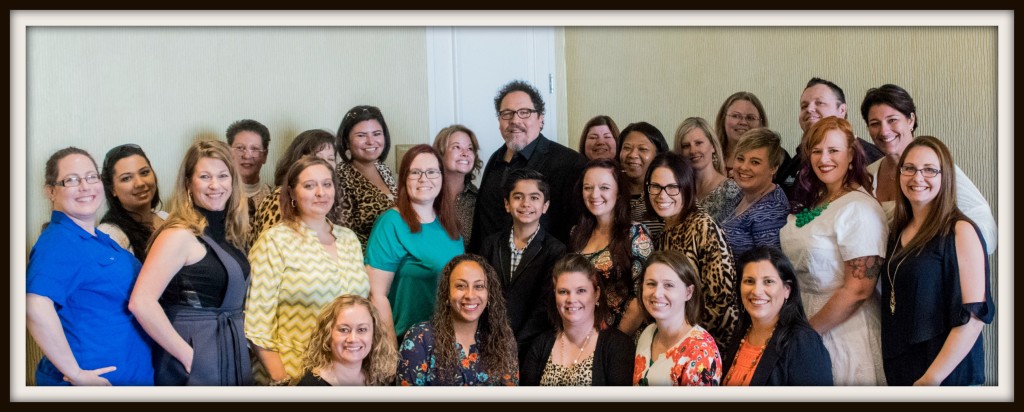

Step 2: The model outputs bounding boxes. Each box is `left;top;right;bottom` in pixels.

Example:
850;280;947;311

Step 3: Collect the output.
727;113;761;123
54;173;101;188
408;169;442;180
231;146;266;156
498;108;539;120
647;183;681;196
899;165;941;178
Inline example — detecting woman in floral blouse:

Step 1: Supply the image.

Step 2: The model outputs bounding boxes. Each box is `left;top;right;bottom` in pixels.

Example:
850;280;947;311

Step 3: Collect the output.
570;158;654;337
397;254;518;386
634;249;723;386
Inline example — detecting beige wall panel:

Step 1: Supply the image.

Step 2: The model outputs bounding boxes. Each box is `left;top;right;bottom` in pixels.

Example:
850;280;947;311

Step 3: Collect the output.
26;26;428;245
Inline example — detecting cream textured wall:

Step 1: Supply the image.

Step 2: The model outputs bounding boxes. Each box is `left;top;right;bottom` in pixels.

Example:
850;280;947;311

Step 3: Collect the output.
26;26;429;246
565;26;999;385
24;26;429;385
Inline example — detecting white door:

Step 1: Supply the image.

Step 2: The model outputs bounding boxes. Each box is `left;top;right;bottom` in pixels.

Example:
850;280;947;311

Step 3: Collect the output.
426;26;557;186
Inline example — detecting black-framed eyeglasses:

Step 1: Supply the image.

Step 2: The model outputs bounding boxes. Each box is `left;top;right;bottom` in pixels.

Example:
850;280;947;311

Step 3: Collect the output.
647;183;681;196
408;169;442;180
899;165;941;178
727;112;761;123
54;173;101;187
498;108;539;120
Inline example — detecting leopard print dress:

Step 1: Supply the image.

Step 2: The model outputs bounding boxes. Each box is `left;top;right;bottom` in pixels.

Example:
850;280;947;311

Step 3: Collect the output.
334;160;397;247
658;209;738;346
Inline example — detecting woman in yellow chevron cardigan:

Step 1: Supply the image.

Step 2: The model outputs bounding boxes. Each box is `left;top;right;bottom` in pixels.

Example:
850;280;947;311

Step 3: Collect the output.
244;156;370;386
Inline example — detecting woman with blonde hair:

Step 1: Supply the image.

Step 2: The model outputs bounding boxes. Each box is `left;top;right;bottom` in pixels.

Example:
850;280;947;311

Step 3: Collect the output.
720;128;789;257
675;116;740;224
129;140;253;385
297;295;398;386
245;156;368;386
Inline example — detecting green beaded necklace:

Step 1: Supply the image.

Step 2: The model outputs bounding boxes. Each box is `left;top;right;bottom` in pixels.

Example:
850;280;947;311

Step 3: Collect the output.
794;189;848;228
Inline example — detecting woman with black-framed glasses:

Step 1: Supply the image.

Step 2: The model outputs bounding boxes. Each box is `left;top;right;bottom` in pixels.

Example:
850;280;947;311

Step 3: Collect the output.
28;147;154;385
98;144;167;262
365;145;464;343
644;151;737;346
881;136;994;385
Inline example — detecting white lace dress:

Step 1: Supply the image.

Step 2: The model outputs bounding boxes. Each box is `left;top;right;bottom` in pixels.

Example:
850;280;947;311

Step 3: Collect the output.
779;188;888;385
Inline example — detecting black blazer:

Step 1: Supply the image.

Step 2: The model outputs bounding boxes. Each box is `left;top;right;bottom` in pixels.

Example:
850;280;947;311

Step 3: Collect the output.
480;226;566;361
721;323;833;386
520;328;635;386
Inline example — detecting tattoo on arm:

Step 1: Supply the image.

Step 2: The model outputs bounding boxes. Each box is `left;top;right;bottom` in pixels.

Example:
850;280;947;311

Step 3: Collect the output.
848;256;880;280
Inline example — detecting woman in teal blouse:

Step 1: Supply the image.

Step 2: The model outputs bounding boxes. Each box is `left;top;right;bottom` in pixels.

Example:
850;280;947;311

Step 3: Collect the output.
366;144;464;341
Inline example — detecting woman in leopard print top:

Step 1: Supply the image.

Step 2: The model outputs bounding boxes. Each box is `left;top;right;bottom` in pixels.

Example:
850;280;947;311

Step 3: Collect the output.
644;151;738;346
333;105;398;246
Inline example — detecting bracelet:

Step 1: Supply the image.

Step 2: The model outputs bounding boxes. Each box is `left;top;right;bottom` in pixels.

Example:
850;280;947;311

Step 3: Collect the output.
269;377;291;386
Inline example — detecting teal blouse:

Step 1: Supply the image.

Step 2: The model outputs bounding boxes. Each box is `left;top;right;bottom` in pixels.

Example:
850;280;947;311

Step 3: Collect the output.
365;209;464;338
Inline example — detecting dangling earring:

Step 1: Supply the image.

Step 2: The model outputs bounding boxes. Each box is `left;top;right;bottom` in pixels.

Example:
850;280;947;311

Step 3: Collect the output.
187;189;194;207
291;199;297;208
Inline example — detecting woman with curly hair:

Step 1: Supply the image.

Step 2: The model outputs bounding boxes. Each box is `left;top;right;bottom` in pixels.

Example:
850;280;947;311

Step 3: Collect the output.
296;295;398;386
397;254;518;385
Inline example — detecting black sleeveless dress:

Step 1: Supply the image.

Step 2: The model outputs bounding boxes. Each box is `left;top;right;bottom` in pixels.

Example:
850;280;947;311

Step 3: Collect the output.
154;207;253;385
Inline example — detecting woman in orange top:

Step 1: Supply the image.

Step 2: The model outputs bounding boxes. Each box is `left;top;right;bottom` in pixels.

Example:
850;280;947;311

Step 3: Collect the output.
721;245;832;386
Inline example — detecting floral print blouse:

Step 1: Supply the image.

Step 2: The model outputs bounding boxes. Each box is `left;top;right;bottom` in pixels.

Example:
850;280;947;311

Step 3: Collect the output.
397;322;518;386
633;324;722;386
579;222;653;330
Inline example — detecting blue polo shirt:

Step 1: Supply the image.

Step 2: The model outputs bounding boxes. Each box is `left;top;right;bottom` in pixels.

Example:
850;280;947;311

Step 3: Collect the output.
27;211;154;385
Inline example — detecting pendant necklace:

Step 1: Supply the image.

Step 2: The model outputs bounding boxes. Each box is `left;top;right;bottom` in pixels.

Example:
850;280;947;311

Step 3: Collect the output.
561;329;594;365
886;233;909;315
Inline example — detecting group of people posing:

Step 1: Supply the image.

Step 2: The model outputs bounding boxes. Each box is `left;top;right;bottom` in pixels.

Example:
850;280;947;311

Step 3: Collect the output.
27;77;995;388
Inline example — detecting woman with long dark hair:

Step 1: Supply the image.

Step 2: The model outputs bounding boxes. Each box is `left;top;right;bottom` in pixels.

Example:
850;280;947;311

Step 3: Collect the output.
881;136;994;385
721;246;832;386
397;254;518;385
98;144;166;262
570;158;653;336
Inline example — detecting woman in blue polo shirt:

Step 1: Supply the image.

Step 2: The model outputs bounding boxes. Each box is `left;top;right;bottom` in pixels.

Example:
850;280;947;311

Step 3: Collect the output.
27;147;154;385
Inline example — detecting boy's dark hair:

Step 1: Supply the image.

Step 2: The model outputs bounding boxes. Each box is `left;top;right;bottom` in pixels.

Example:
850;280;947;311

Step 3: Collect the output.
502;168;550;202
